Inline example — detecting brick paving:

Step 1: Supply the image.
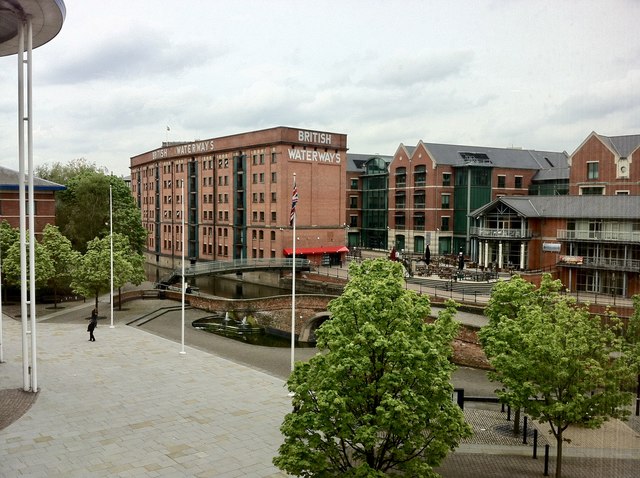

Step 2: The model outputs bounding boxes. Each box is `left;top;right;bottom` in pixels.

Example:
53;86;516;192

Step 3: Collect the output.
0;293;638;477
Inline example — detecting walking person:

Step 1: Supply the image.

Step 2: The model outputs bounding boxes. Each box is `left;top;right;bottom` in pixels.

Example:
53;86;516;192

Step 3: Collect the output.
88;309;98;342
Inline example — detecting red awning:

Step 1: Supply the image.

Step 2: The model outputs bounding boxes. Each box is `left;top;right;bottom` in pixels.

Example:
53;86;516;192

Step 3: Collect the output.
283;246;349;256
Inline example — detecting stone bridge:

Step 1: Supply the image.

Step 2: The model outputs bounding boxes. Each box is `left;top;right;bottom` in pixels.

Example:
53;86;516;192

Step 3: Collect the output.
120;289;335;343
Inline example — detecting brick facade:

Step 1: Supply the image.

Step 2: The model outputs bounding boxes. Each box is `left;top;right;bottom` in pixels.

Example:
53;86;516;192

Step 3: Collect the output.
130;127;348;268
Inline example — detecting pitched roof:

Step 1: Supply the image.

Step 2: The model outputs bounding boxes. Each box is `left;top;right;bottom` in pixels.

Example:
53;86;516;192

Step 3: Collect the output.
472;195;640;220
596;133;640;158
419;141;569;171
0;166;65;191
346;153;393;172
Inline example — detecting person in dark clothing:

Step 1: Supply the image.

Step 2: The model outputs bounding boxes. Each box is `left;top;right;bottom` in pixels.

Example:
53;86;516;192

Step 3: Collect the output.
88;309;97;341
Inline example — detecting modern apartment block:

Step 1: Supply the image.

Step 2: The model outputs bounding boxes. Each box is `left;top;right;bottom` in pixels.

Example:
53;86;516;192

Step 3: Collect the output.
130;127;348;269
469;133;640;296
348;142;569;256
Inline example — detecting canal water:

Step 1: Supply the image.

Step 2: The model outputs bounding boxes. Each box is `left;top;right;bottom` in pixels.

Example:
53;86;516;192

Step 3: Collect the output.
145;263;289;299
144;263;312;347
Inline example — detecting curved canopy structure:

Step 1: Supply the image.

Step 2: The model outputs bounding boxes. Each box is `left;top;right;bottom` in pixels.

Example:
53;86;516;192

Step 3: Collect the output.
0;0;65;56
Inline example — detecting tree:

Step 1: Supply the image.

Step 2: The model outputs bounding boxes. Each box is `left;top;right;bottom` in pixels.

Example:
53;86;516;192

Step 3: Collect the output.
480;275;636;478
53;169;147;253
3;236;55;290
35;157;105;186
70;233;145;313
274;258;471;477
41;224;81;307
481;274;547;435
0;221;18;301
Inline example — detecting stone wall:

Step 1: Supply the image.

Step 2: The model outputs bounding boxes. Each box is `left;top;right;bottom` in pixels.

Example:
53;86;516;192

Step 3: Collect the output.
118;289;337;334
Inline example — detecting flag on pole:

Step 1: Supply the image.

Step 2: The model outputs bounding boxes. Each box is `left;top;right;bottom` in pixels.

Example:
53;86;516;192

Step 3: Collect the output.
290;181;299;225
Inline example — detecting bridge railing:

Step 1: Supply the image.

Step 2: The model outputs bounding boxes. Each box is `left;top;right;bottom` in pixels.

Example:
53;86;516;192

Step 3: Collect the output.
183;258;311;277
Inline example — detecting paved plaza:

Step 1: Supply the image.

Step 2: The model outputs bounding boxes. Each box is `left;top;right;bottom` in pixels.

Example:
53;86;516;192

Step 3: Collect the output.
0;295;638;477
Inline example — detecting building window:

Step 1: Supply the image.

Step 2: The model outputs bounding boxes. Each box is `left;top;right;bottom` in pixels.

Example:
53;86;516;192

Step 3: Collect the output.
395;192;406;209
252;173;258;184
497;175;506;188
259;153;265;164
350;178;358;189
271;192;277;202
414;165;426;186
259;192;265;203
252;154;258;165
581;186;605;195
514;176;523;188
616;190;629;195
441;216;450;231
587;162;599;180
395;167;406;187
271;152;277;163
271;172;277;183
394;213;405;230
252;193;258;203
349;196;358;208
259;211;265;221
349;215;358;227
259;173;265;183
271;231;276;240
441;194;450;209
442;173;451;187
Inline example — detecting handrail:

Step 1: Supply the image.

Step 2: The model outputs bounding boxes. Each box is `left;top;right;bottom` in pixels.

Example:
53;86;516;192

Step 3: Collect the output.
181;258;311;277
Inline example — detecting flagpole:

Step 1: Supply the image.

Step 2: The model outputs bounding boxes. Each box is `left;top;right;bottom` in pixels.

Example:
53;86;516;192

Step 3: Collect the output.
109;184;114;328
290;173;297;372
180;179;186;355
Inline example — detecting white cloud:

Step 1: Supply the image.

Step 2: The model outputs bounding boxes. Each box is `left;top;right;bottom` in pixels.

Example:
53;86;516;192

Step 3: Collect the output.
0;0;638;176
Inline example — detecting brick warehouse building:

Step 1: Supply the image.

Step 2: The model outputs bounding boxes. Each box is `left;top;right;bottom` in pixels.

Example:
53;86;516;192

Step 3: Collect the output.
130;127;348;269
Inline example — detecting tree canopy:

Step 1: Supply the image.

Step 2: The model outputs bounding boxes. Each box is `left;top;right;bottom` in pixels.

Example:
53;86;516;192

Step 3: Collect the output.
479;274;637;478
70;233;145;312
274;258;471;477
46;167;146;253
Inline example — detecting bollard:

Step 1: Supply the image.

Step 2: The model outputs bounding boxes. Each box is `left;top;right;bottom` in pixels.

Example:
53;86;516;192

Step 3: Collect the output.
507;405;511;421
501;402;505;413
543;444;550;476
522;416;528;444
532;429;538;459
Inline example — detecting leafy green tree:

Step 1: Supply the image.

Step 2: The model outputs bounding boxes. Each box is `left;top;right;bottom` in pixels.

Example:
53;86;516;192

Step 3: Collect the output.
0;220;19;261
54;169;146;253
3;236;55;290
71;233;145;313
480;275;635;478
481;274;560;434
35;157;105;186
41;224;81;308
274;258;471;477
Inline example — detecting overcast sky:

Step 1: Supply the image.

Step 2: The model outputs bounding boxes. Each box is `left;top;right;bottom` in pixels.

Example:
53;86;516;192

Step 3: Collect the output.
0;0;638;177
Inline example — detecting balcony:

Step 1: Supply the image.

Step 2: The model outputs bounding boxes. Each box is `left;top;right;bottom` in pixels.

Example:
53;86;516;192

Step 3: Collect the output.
557;256;640;272
557;229;640;243
470;227;532;239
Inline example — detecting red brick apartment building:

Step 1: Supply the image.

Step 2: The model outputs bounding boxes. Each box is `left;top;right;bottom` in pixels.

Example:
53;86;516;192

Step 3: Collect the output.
0;166;63;234
130;127;348;269
470;132;640;297
387;141;568;256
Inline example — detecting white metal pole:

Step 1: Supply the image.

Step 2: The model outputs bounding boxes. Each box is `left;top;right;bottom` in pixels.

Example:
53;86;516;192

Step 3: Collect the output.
17;20;30;392
180;179;186;355
26;16;37;392
290;173;296;372
109;184;114;328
